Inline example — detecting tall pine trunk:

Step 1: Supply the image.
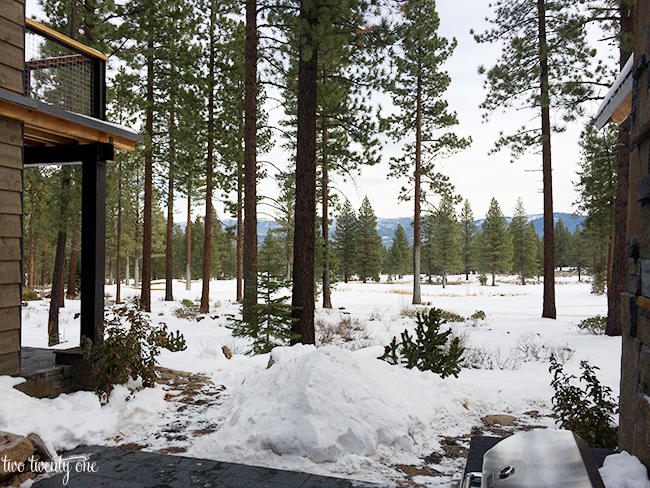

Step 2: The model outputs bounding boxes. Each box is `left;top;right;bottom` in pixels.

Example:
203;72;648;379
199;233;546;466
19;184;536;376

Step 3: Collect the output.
412;77;422;305
141;37;154;312
186;188;191;290
165;102;176;302
28;231;36;289
606;2;633;336
291;0;318;345
66;231;78;299
538;0;556;319
322;100;331;309
40;249;46;291
200;2;216;314
243;0;258;320
48;167;71;346
237;173;243;301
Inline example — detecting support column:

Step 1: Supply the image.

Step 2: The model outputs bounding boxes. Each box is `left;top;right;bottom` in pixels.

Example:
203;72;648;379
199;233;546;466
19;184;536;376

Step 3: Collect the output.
81;144;107;345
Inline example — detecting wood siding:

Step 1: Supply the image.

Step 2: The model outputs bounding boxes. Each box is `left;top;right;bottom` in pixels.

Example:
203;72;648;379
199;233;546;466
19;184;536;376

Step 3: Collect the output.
0;0;24;376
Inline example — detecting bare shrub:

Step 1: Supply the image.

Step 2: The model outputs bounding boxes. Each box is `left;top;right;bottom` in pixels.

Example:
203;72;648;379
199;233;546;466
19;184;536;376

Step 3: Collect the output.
462;346;523;371
316;315;373;350
515;333;543;360
399;303;421;318
515;333;575;363
368;308;385;321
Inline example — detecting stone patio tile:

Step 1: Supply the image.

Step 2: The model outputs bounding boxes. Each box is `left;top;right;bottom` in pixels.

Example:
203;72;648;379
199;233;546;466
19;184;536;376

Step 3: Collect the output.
258;468;311;486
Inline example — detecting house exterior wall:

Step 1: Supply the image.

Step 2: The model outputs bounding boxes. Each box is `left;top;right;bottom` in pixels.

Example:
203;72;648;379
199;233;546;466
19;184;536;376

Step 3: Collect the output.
619;0;650;470
0;0;24;376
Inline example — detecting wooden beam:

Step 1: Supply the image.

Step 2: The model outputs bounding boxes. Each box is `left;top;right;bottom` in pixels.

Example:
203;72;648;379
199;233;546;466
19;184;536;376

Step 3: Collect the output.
24;126;79;146
0;99;137;151
25;18;108;62
25;54;88;70
24;143;113;166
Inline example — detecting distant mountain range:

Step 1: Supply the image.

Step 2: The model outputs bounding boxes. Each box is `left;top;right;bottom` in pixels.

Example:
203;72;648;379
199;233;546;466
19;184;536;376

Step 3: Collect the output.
180;212;585;247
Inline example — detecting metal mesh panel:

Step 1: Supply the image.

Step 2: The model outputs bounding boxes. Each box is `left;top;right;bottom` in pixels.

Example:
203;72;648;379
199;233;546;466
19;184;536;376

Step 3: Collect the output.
24;30;96;117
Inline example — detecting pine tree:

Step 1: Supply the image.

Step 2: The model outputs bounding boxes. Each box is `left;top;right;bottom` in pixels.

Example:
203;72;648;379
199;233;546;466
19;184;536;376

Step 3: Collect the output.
475;0;598;318
569;226;590;282
356;196;383;283
459;199;477;281
477;198;512;286
575;121;617;322
332;201;359;283
231;231;297;354
387;0;470;305
243;0;258;321
388;224;411;279
432;197;460;288
509;198;538;285
586;0;633;337
420;214;436;284
554;218;572;271
278;8;381;309
289;0;381;342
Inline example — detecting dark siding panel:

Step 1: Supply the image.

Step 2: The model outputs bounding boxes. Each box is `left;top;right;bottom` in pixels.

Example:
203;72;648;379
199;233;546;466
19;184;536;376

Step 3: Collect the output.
0;237;20;261
0;166;21;192
0;329;20;356
0;261;21;284
0;190;21;215
0;42;23;73
0;64;23;94
0;137;22;169
0;306;20;332
0;16;24;50
0;1;25;26
0;352;20;376
0;214;21;237
0;118;22;146
0;283;20;308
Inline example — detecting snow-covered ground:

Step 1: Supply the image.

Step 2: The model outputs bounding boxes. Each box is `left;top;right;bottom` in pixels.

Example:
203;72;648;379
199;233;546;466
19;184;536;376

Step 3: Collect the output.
2;275;649;487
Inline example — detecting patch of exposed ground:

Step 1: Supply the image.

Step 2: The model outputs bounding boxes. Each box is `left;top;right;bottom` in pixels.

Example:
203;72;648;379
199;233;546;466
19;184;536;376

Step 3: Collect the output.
112;367;226;454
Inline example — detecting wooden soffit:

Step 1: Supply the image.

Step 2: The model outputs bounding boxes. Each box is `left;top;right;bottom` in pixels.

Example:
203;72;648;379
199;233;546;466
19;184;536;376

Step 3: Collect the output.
0;88;142;151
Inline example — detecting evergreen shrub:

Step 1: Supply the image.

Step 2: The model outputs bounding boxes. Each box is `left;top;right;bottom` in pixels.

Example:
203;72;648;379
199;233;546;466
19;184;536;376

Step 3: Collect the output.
592;272;606;295
478;274;488;286
22;288;40;301
173;299;200;320
229;232;298;354
577;315;607;335
549;355;618;449
83;305;170;399
471;310;486;320
381;308;464;378
440;310;465;322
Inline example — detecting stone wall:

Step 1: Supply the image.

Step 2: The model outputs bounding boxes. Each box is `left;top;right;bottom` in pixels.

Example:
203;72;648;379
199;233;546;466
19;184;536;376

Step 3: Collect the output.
619;0;650;469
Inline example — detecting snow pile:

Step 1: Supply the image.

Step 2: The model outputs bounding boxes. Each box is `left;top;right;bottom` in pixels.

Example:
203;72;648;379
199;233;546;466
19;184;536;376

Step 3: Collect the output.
600;452;650;488
0;376;168;453
191;345;479;465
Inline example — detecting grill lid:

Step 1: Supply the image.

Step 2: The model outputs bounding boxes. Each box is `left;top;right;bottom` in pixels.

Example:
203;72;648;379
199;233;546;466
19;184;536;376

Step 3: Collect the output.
481;430;606;488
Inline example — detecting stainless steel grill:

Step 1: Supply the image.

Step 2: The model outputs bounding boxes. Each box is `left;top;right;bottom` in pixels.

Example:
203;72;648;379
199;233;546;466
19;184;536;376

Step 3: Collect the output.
462;430;606;488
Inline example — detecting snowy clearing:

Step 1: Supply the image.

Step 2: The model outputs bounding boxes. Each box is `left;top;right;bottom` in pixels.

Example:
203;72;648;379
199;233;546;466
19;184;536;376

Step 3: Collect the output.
3;275;647;487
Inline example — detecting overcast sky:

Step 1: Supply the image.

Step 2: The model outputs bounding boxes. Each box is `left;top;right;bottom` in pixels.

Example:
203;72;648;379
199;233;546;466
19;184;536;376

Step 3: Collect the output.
25;0;617;221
